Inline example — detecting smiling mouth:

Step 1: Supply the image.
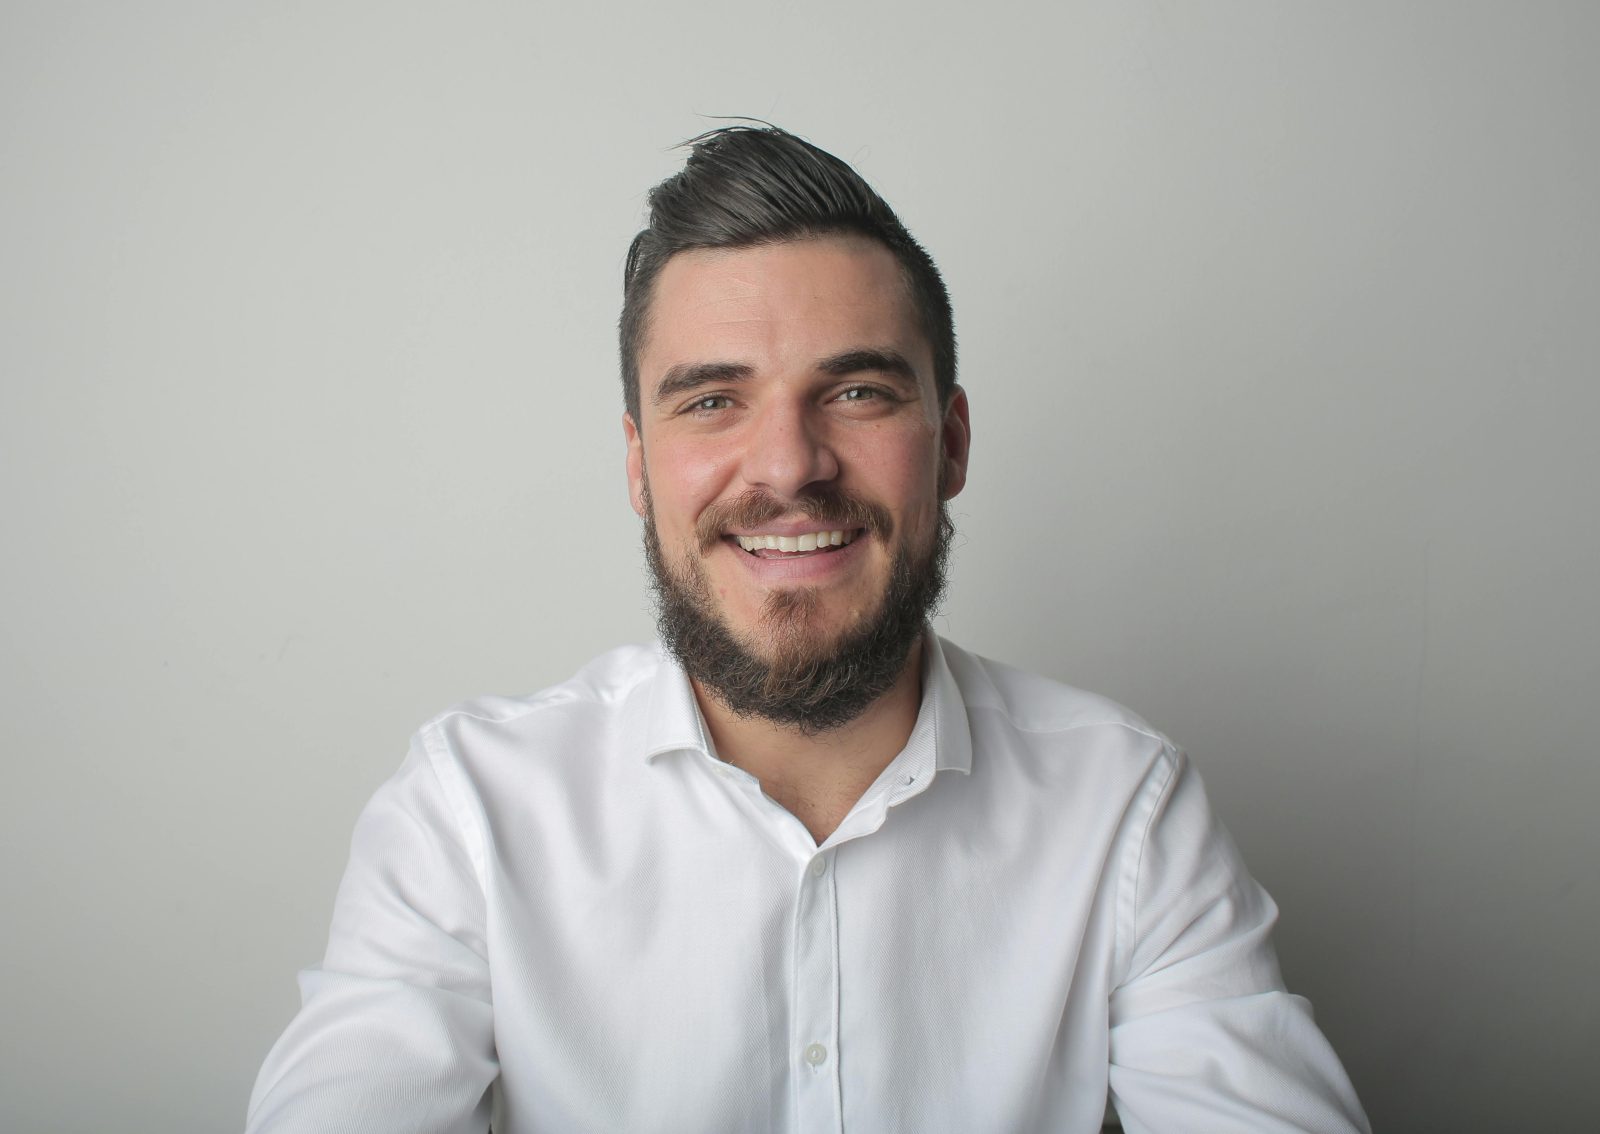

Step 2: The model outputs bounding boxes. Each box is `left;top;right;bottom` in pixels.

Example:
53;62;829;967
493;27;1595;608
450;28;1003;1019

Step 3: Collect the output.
732;529;861;557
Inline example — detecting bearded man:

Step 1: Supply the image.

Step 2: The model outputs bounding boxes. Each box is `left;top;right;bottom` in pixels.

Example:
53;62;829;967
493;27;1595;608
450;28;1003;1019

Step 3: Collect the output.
248;126;1369;1133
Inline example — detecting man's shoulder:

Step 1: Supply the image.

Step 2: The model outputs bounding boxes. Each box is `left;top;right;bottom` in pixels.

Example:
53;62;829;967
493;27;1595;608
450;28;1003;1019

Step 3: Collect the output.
414;641;672;747
938;636;1173;750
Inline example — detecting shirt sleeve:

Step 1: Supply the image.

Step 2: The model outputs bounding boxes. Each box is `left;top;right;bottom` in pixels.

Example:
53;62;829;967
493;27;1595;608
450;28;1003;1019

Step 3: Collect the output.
1106;747;1370;1133
246;736;497;1134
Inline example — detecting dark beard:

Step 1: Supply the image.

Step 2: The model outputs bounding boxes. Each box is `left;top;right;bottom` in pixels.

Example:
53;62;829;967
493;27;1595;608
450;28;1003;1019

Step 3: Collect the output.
644;489;954;735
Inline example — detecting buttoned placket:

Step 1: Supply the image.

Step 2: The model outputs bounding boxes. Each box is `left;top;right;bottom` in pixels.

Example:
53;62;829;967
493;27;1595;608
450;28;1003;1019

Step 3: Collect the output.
686;657;946;1134
792;846;842;1133
697;752;845;1131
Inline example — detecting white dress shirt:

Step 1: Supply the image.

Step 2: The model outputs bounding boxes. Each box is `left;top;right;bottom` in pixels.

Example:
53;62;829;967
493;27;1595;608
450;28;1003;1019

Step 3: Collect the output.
247;634;1369;1133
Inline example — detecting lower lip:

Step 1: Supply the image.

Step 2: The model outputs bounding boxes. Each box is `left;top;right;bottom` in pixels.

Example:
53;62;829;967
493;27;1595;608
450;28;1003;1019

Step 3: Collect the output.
722;534;868;583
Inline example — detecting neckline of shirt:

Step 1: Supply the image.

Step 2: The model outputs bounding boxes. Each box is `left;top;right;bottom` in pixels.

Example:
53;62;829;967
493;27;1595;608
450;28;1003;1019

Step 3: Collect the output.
636;629;974;782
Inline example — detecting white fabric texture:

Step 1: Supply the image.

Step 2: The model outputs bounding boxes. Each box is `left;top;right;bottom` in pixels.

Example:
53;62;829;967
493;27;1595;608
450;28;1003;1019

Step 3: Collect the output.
247;634;1369;1133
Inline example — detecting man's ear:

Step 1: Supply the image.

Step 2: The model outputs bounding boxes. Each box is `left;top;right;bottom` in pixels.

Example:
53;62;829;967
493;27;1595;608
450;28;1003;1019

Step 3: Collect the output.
624;413;647;518
939;387;971;501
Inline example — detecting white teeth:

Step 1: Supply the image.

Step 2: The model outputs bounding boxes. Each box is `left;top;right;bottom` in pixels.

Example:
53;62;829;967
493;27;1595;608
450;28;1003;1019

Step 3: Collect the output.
734;529;858;553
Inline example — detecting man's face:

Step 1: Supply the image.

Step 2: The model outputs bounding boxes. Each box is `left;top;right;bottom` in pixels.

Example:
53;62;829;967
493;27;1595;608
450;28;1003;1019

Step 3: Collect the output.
624;236;970;727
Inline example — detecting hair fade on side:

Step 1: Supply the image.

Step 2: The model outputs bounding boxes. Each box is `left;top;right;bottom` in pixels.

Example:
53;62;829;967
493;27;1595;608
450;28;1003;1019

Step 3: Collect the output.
619;125;956;425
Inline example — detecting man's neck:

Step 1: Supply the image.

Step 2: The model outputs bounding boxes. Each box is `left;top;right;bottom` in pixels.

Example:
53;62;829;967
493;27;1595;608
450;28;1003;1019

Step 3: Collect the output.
692;639;926;846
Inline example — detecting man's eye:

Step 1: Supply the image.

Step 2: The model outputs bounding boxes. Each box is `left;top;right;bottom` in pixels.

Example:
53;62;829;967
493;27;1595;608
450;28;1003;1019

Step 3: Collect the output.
837;386;886;403
684;395;732;414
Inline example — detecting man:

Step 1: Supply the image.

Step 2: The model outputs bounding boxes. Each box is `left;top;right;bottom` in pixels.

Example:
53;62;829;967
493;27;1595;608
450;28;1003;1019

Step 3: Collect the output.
248;126;1368;1132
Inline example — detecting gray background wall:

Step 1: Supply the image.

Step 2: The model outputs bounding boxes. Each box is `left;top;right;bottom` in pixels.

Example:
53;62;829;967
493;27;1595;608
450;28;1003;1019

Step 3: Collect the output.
3;2;1595;1130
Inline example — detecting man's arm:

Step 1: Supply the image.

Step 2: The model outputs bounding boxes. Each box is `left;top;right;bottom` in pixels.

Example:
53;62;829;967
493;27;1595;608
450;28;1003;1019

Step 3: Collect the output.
246;738;497;1134
1107;749;1370;1133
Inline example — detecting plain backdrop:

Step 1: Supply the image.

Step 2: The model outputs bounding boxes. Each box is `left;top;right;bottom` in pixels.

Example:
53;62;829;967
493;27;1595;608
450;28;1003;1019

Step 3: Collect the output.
3;2;1596;1131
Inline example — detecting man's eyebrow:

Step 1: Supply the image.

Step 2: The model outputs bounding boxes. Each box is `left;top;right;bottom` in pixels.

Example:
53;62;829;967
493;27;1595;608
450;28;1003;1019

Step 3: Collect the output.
651;349;919;408
652;361;755;406
817;348;919;384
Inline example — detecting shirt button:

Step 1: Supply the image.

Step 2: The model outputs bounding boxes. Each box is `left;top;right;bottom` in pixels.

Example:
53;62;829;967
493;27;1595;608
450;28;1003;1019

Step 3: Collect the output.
809;857;827;878
804;1042;828;1066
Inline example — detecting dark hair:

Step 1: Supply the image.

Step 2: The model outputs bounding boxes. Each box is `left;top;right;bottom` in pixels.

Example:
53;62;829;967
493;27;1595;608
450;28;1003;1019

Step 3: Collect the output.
619;125;956;424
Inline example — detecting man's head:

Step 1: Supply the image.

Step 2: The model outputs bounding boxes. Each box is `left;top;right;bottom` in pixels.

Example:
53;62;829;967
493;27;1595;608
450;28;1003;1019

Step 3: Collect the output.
620;125;957;426
621;129;969;733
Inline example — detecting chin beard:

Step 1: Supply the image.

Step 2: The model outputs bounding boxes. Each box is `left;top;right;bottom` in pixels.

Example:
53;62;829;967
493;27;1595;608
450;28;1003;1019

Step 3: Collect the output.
644;497;954;735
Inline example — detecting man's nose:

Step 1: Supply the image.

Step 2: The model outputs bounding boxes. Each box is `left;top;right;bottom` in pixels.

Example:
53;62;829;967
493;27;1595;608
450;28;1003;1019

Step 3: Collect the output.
740;401;840;497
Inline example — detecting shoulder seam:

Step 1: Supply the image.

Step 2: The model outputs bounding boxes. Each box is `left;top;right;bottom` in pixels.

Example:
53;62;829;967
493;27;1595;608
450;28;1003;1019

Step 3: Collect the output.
418;664;658;735
414;728;490;895
965;701;1170;748
421;688;586;733
1119;743;1183;980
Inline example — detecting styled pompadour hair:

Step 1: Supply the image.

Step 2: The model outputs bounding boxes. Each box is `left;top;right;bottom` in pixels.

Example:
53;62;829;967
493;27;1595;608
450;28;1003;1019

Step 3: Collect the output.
619;125;956;424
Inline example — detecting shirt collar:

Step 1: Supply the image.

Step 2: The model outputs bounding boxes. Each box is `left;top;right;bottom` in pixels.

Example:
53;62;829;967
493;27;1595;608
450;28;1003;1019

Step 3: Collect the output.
922;630;974;777
635;629;973;777
636;643;714;764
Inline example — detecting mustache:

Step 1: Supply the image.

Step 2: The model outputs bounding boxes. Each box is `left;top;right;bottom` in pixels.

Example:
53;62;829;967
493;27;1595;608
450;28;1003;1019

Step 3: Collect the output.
696;488;893;553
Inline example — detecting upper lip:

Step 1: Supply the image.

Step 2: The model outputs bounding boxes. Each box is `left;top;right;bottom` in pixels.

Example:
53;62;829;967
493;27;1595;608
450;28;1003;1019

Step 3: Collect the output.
725;522;864;537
